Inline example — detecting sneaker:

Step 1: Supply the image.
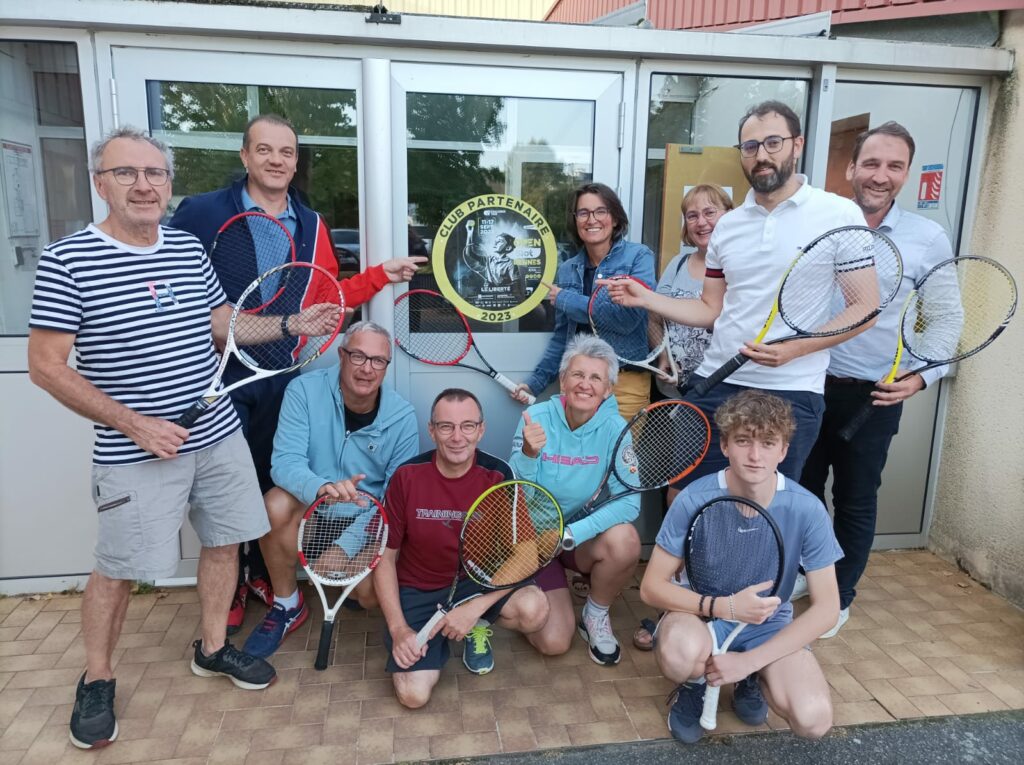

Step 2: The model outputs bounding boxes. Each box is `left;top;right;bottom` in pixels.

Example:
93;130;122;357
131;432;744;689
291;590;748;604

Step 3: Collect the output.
462;625;495;675
577;610;621;666
227;582;248;636
666;682;706;744
820;607;850;639
69;674;117;749
190;640;276;690
242;596;309;658
247;575;274;606
790;572;809;601
732;674;768;726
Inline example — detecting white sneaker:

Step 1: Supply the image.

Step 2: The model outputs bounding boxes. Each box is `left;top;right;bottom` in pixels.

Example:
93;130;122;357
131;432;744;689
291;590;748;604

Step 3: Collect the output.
790;573;809;601
578;609;621;666
819;607;850;639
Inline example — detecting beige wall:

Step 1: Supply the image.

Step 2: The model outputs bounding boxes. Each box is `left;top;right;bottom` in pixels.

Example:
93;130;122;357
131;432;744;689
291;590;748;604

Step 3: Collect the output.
928;10;1024;607
293;0;552;20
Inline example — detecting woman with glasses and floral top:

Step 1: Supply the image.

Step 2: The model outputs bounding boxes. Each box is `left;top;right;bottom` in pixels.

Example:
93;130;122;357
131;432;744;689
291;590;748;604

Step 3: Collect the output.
511;182;656;420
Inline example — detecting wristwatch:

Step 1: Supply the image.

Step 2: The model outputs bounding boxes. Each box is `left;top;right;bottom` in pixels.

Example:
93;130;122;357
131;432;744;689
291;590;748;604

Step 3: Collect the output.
280;314;292;338
561;526;576;551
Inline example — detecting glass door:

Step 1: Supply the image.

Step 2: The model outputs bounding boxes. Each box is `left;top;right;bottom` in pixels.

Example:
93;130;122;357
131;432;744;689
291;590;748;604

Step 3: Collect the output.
390;62;625;456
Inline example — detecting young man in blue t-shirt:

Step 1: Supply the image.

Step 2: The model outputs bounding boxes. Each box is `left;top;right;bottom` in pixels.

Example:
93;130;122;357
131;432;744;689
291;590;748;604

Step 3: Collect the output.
640;390;842;744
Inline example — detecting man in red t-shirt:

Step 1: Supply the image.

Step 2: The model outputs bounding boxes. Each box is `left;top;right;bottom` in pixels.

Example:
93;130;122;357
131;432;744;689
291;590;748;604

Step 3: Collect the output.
376;388;550;708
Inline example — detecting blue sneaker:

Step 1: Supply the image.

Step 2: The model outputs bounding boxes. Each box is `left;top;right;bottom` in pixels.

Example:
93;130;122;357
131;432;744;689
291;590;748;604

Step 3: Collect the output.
666;682;706;744
462;625;495;675
732;674;768;726
242;595;308;658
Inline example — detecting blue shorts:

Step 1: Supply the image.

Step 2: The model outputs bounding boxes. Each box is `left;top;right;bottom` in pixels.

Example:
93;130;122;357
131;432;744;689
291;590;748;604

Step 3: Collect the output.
383;579;514;673
655;602;795;653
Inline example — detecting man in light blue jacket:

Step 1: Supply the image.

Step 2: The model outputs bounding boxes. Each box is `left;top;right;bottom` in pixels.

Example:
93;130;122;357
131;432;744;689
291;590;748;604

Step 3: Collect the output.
243;321;419;658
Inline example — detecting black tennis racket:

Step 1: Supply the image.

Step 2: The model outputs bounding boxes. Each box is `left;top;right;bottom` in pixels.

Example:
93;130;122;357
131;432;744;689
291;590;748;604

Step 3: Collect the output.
839;256;1018;441
415;480;563;647
298;492;388;670
177;261;345;428
684;496;784;731
692;226;903;396
560;400;710;537
394;289;535;404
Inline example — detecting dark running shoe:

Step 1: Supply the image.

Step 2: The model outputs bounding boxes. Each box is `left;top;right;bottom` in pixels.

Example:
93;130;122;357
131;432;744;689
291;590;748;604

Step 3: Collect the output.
462;625;495;675
242;597;309;659
190;640;276;690
666;682;706;744
732;673;768;726
247;575;274;607
69;674;117;749
227;582;248;636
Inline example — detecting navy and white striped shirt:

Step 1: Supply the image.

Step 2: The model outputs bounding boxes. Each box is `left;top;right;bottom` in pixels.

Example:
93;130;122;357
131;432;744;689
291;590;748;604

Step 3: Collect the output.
30;224;240;465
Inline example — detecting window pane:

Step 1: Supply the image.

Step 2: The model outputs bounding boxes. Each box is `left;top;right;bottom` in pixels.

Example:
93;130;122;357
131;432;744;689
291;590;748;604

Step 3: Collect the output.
406;93;594;333
0;41;88;336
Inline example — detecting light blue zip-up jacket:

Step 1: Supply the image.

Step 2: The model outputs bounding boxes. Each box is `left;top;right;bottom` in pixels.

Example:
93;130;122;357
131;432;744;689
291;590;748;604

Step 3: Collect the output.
525;238;655;395
271;366;419;506
510;394;639;546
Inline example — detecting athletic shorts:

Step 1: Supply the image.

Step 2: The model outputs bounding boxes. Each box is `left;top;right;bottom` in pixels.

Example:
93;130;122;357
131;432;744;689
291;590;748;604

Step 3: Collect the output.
655;602;797;654
533;549;582;593
91;430;269;580
383;579;515;673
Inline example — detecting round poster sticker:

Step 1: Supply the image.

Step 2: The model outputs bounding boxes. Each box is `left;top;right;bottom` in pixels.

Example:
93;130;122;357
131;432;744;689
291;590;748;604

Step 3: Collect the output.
432;194;558;322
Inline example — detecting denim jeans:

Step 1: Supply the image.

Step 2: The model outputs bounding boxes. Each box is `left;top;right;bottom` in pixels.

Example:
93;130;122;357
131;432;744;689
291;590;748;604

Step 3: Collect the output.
800;379;903;610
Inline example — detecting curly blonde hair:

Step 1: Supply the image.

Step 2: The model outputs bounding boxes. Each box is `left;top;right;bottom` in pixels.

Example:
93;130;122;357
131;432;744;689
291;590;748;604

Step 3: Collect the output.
715;390;795;443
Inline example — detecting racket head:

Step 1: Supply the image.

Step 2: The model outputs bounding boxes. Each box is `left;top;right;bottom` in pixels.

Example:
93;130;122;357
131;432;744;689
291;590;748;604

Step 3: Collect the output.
393;289;473;365
902;256;1018;365
683;496;784;599
459;480;564;589
298;491;389;587
778;226;903;338
612;400;711;491
588;275;657;364
229;261;345;373
211;212;297;307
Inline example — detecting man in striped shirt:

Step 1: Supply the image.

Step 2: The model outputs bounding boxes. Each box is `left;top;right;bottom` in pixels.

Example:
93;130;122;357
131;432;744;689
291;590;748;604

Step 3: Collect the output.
27;127;331;750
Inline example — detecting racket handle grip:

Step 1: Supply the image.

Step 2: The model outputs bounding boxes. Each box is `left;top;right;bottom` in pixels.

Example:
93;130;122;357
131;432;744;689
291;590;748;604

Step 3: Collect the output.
838;401;874;442
700;684;721;730
693;352;748;397
314;619;334;671
176;399;210;429
416;608;445;648
494;372;535;405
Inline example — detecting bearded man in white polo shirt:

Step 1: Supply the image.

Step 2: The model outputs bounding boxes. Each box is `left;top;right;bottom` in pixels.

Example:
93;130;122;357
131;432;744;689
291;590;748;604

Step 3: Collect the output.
606;100;869;485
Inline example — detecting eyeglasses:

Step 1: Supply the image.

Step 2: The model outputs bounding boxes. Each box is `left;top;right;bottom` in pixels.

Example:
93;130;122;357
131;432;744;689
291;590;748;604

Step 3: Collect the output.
431;420;482;436
95;166;171;186
342;349;390;370
684;207;723;224
574;207;610;222
735;135;795;158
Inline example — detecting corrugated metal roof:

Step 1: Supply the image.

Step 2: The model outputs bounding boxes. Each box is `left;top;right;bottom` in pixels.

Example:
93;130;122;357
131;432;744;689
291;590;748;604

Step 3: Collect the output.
545;0;1024;29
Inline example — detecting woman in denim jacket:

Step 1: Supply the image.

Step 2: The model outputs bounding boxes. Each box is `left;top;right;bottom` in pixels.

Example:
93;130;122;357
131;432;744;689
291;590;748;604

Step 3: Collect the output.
512;182;656;420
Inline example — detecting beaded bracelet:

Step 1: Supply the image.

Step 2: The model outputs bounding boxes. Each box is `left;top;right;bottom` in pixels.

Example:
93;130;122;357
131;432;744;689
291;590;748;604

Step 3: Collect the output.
729;594;736;621
698;594;707;617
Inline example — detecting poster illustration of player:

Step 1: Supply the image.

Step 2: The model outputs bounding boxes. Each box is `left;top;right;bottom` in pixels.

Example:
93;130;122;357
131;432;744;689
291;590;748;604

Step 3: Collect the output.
432;194;558;323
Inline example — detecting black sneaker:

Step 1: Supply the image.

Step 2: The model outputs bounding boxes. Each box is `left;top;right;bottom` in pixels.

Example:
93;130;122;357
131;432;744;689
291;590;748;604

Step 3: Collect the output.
69;674;117;749
190;639;276;690
666;682;706;744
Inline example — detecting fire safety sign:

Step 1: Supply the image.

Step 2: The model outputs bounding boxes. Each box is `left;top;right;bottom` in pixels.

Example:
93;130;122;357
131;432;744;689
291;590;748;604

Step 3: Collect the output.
918;164;943;210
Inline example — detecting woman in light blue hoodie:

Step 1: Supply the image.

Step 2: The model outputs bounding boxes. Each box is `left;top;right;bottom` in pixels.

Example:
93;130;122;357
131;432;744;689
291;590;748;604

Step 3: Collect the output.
510;336;641;666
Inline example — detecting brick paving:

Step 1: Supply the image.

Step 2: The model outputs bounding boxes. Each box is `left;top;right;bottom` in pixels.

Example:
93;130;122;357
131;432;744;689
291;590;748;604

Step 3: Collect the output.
1;549;1022;764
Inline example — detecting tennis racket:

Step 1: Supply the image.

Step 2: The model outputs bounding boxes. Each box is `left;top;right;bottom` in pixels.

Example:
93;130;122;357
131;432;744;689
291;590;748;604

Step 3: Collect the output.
415;480;563;647
177;261;345;428
839;256;1018;441
298;491;388;670
560;400;710;536
692;226;903;396
591;276;679;385
684;496;784;731
208;211;297;298
394;289;535;404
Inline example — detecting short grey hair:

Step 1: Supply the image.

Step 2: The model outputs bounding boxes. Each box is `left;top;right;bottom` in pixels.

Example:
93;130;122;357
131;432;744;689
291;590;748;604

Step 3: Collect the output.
558;334;619;387
89;126;175;178
341;320;392;350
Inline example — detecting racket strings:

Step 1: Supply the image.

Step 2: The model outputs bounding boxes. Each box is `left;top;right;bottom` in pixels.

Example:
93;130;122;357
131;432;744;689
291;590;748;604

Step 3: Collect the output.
300;498;386;585
686;500;781;599
906;258;1018;363
215;214;294;308
394;291;472;364
615;403;710;490
234;264;343;371
461;484;562;588
779;229;902;335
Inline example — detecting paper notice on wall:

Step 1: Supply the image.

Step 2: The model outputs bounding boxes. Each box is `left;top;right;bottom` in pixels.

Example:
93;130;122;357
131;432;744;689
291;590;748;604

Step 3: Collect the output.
2;140;40;237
